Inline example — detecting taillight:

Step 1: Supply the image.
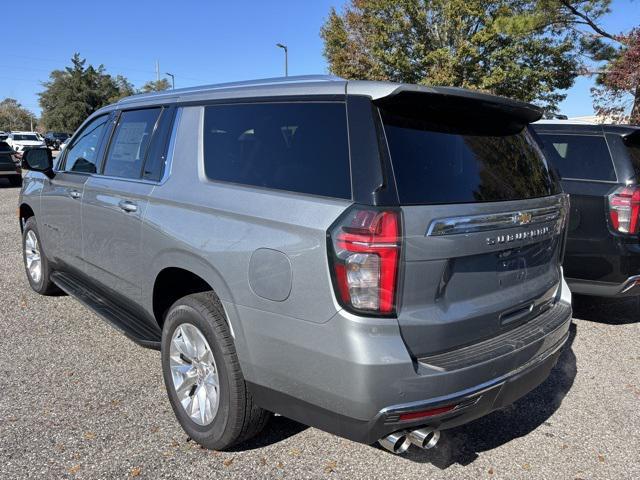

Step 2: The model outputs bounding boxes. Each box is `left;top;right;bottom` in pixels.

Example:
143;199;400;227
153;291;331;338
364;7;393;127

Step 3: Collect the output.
608;186;640;234
328;207;401;315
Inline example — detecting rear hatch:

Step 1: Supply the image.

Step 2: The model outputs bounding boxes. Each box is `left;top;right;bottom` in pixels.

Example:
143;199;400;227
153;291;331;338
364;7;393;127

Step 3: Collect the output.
377;89;567;358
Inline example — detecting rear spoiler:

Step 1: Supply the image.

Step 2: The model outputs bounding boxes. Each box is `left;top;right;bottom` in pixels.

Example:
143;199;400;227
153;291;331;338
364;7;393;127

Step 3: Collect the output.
371;85;543;135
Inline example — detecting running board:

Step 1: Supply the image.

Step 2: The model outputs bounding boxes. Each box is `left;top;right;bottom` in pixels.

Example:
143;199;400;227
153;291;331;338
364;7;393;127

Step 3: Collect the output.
51;271;161;350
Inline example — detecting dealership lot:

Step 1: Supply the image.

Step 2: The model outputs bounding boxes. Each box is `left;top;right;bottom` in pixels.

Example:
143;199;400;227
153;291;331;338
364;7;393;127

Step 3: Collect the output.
0;182;638;479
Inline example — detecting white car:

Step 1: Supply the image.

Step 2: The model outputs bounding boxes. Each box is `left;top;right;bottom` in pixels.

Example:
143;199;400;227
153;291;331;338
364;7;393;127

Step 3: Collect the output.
6;131;46;152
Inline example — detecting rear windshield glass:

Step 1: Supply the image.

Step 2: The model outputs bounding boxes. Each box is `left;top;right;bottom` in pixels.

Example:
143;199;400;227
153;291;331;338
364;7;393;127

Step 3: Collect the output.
381;111;559;205
13;134;39;141
624;136;640;176
538;134;616;181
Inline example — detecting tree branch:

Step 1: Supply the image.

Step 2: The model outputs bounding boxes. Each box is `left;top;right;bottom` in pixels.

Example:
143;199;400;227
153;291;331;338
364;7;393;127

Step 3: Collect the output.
559;0;620;43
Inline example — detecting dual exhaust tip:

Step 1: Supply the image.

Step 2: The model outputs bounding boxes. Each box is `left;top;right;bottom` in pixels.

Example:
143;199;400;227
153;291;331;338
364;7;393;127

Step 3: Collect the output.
379;428;440;454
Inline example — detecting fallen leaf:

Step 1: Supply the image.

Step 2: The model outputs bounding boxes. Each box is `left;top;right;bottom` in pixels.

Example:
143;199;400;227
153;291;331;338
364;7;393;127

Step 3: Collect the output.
598;454;606;463
259;457;267;465
522;463;531;470
130;466;142;477
223;457;234;467
68;464;81;475
83;431;96;440
324;460;337;473
276;461;284;469
488;467;494;475
289;448;301;456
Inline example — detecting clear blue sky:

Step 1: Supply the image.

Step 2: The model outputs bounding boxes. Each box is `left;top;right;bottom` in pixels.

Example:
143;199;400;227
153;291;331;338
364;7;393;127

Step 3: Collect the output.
3;0;639;119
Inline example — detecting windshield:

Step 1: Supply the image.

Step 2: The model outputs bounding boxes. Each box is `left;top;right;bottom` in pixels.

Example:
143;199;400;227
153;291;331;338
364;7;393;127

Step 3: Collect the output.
381;110;560;205
13;134;39;141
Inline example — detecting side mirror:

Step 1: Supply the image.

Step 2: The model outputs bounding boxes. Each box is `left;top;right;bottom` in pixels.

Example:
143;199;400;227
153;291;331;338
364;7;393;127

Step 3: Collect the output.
21;148;54;178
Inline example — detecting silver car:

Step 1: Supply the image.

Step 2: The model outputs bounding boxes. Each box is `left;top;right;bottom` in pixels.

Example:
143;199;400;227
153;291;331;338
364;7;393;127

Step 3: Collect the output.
18;76;572;454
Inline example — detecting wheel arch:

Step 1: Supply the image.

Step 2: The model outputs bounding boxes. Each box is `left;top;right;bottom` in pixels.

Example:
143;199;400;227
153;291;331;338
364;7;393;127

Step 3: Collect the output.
148;250;236;329
19;203;35;232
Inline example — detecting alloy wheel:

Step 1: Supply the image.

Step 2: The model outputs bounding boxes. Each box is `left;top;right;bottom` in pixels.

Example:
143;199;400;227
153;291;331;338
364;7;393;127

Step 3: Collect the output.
169;323;220;426
25;230;42;284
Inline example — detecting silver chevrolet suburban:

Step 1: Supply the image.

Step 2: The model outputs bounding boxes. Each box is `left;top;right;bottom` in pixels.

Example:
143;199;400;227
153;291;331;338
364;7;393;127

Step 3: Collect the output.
18;76;572;454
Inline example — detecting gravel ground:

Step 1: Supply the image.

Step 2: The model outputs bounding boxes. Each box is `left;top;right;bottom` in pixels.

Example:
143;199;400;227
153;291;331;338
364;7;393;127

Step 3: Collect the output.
1;181;639;479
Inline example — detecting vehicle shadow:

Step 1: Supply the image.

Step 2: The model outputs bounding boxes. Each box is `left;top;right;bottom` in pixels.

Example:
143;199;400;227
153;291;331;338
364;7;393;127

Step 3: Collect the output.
229;415;308;451
399;322;578;468
572;294;638;325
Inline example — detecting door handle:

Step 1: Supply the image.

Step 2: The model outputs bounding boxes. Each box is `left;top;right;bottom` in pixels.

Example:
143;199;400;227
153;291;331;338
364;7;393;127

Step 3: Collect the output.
69;190;81;199
118;200;138;213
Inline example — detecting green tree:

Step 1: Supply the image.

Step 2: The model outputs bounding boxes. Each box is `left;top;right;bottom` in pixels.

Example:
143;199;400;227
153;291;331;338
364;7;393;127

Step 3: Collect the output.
140;78;171;93
0;98;37;132
321;0;578;111
524;1;638;122
38;54;134;132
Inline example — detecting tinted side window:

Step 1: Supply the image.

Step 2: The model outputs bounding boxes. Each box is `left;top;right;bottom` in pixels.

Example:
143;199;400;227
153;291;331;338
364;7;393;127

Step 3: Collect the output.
103;108;161;179
203;102;351;199
64;115;109;173
143;107;176;182
538;134;616;181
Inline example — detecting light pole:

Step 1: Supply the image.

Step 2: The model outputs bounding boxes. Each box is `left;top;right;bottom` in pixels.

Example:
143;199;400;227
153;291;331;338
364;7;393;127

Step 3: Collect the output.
276;43;288;77
165;72;175;89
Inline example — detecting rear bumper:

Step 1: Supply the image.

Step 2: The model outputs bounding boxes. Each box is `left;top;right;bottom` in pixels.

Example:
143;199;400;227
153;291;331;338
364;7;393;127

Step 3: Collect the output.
239;294;572;444
567;275;640;297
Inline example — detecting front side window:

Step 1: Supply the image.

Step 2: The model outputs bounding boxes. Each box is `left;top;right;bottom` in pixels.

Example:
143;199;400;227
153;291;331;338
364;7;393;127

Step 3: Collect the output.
203;102;351;199
64;115;109;173
538;134;616;181
103;108;161;179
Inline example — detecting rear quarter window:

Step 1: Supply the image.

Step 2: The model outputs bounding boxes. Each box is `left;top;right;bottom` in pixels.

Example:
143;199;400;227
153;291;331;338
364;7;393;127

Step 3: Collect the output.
538;134;616;181
382;111;559;205
203;102;351;199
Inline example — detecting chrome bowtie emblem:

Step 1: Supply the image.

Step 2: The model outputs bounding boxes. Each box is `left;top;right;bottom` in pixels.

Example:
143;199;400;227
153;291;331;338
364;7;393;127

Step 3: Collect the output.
513;212;533;225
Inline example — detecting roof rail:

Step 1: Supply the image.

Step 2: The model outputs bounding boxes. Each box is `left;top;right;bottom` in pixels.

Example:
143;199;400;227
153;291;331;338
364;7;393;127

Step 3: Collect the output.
118;74;345;104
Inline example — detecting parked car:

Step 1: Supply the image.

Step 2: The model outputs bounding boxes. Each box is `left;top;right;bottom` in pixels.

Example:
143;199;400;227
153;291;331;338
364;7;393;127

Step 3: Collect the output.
18;76;572;454
0;141;21;186
0;131;8;141
6;131;46;153
534;121;640;297
44;131;71;150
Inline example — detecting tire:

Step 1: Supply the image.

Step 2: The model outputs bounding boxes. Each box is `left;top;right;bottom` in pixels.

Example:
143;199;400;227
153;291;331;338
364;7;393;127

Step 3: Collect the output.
22;217;59;295
8;176;22;187
161;291;270;450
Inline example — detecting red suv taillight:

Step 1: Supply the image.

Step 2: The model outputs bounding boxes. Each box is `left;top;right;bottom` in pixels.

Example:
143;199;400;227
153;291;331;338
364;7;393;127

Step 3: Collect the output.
608;186;640;234
328;207;401;315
